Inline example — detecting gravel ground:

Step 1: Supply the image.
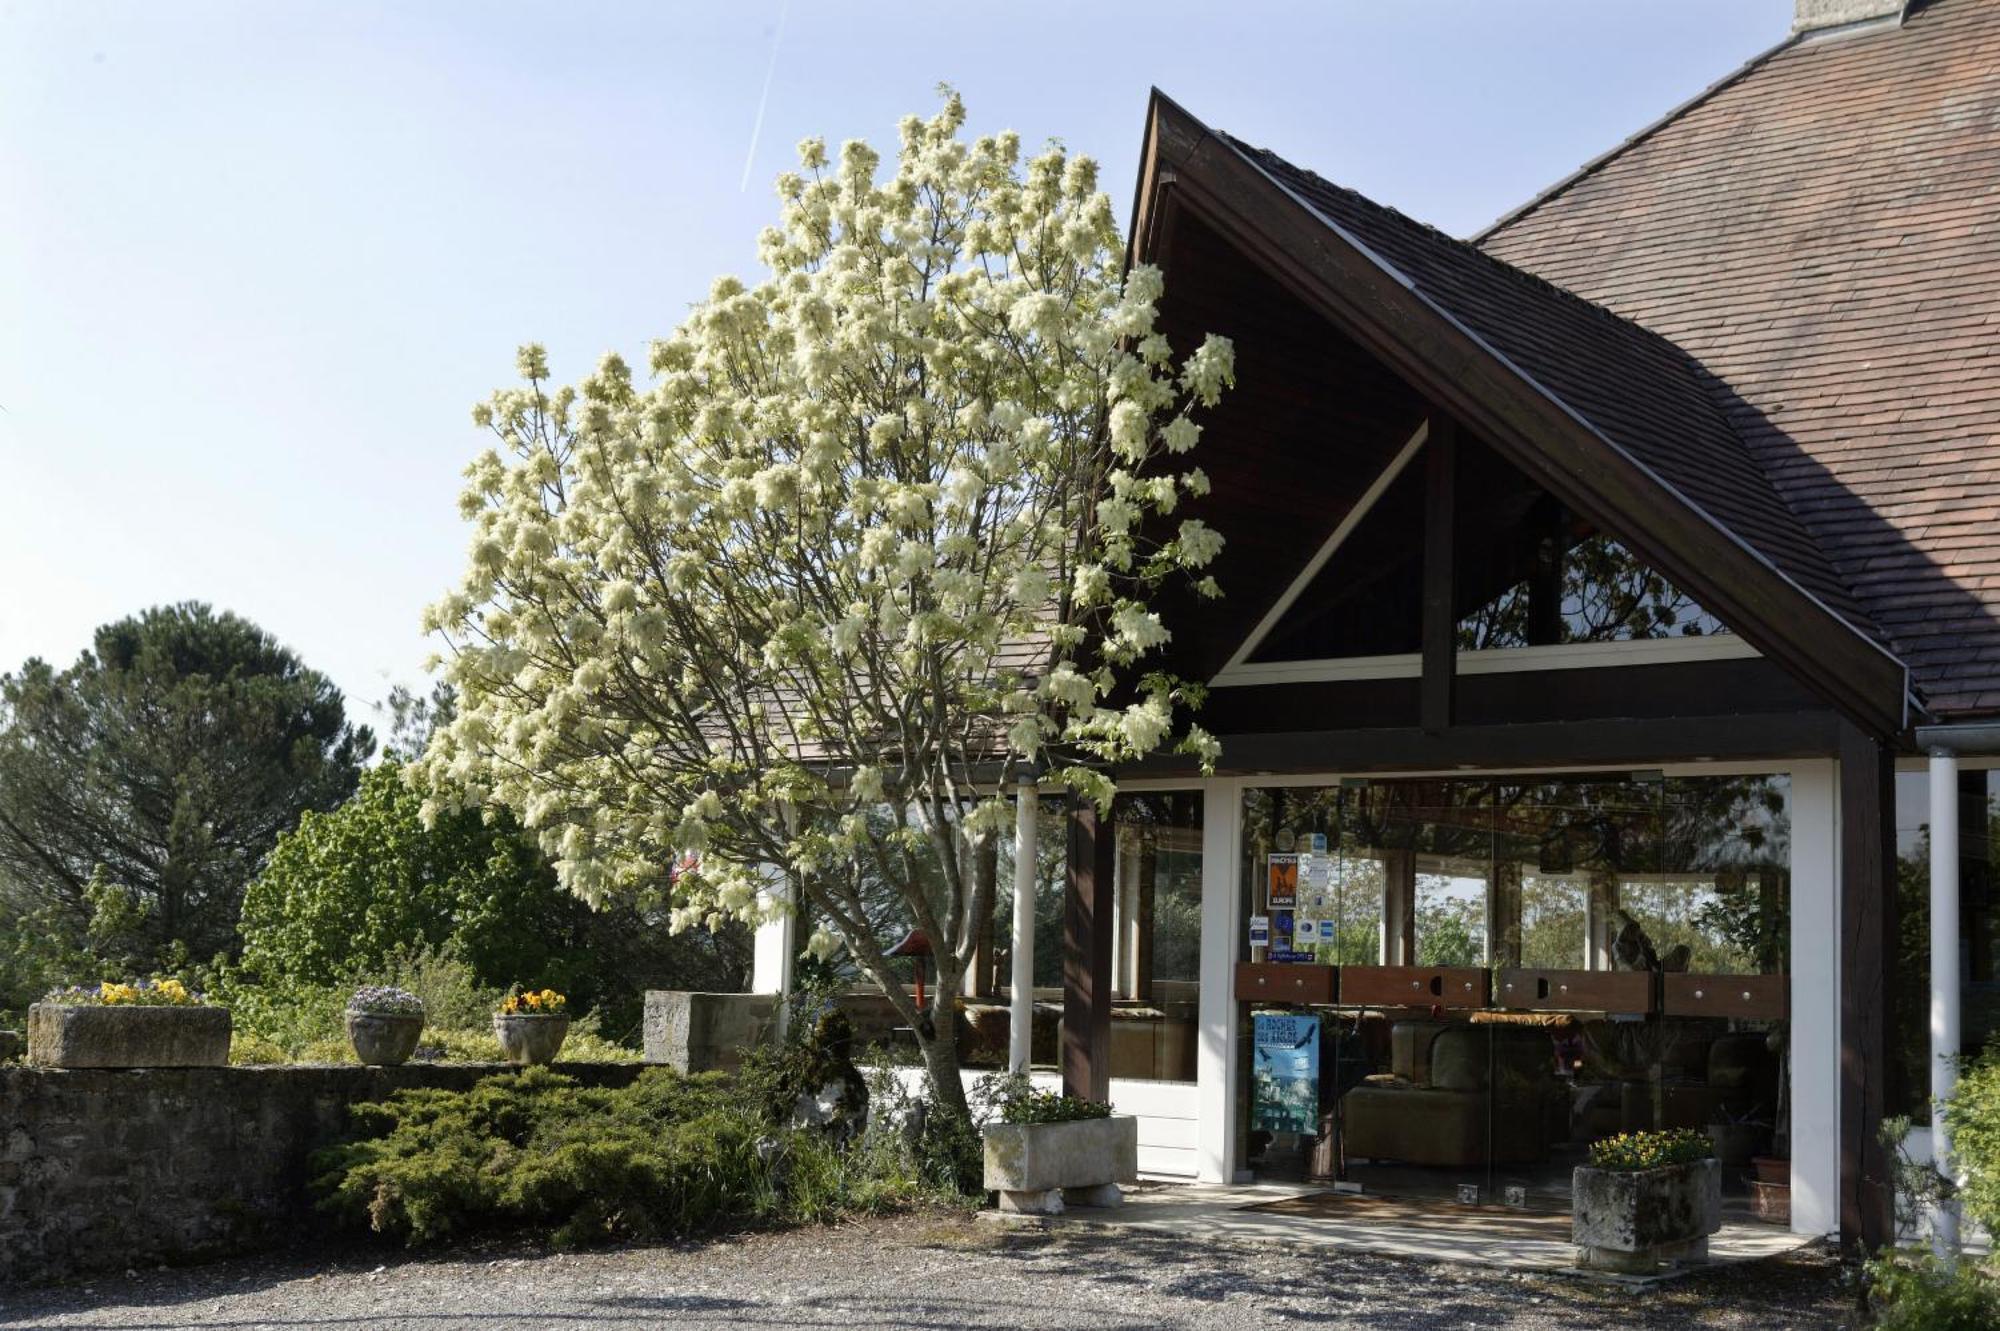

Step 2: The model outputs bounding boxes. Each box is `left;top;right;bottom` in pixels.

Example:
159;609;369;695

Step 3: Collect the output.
0;1211;1861;1330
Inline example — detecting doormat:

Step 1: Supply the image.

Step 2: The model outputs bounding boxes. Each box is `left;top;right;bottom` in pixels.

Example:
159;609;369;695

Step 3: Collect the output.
1242;1191;1575;1241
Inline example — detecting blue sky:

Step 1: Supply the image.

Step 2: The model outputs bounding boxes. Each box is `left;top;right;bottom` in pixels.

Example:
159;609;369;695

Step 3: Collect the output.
0;0;1793;731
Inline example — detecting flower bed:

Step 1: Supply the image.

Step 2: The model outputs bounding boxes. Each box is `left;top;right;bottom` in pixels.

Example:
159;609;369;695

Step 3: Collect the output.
29;979;230;1067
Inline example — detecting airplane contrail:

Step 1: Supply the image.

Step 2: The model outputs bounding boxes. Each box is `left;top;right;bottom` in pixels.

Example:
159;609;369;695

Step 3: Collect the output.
740;0;791;193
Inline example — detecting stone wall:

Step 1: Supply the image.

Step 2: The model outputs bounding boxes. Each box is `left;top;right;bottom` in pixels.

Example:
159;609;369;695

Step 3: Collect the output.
0;1062;645;1287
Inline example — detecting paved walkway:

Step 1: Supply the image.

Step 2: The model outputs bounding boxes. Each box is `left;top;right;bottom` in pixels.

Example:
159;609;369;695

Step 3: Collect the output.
0;1212;1851;1330
1059;1180;1809;1274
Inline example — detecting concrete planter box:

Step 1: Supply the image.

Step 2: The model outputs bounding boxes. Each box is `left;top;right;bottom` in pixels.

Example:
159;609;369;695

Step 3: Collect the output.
643;991;776;1073
982;1114;1138;1215
346;1012;425;1066
1572;1158;1721;1273
493;1013;569;1065
27;1003;231;1068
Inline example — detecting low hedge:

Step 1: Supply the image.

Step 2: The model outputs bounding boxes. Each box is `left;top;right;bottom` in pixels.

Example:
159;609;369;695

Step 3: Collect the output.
312;1064;937;1248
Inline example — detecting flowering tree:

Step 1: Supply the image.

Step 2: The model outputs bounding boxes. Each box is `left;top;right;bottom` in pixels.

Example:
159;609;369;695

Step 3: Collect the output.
414;93;1232;1115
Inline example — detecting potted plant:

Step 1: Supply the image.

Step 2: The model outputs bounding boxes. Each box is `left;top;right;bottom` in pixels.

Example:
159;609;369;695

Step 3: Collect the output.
978;1075;1136;1215
27;978;231;1068
345;986;426;1066
1573;1128;1722;1273
493;987;569;1065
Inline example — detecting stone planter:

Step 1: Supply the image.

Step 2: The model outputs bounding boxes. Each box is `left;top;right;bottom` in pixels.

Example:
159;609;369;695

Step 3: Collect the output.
493;1013;569;1065
26;1003;231;1068
346;1011;425;1066
1572;1158;1721;1273
982;1115;1138;1215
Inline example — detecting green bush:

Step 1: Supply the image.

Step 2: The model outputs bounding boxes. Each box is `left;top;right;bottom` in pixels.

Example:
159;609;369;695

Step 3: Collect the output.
974;1071;1111;1125
237;761;749;1036
1866;1252;2000;1331
1945;1039;2000;1236
312;1063;950;1249
1586;1128;1713;1171
1869;1043;2000;1327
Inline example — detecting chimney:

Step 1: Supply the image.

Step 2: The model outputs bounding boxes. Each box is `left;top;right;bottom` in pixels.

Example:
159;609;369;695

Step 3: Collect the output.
1793;0;1906;36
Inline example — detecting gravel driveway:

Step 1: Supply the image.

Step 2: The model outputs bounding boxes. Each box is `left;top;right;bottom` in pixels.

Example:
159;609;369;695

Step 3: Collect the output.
0;1211;1858;1330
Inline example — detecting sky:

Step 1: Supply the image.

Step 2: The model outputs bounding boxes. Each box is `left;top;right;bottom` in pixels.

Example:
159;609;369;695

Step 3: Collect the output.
0;0;1795;738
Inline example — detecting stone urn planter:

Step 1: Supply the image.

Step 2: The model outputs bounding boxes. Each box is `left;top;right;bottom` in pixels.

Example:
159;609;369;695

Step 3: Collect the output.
27;1002;231;1068
1572;1158;1722;1273
493;1013;570;1065
346;1012;425;1066
982;1115;1138;1215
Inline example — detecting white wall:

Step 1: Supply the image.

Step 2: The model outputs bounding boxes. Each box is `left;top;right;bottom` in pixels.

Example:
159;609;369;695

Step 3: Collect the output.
883;1066;1201;1178
1789;760;1842;1237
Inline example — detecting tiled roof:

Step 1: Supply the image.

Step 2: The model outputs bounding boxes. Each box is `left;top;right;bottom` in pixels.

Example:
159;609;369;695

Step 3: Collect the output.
1221;134;1876;639
1480;0;2000;717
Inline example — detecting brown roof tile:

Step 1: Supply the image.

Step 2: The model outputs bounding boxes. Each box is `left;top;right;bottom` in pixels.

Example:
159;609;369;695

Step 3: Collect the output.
1481;0;2000;717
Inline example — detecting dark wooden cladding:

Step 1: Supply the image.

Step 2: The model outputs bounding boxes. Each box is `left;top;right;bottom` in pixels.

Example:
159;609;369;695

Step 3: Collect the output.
1661;972;1788;1021
1232;962;1336;1005
1339;965;1490;1009
1496;968;1653;1014
1141;208;1428;685
1062;796;1115;1102
1136;91;1907;738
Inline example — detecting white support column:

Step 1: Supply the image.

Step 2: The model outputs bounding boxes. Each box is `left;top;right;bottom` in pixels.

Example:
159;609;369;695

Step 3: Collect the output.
750;865;796;1038
1196;777;1245;1183
1009;779;1039;1074
1931;749;1963;1257
1790;760;1841;1236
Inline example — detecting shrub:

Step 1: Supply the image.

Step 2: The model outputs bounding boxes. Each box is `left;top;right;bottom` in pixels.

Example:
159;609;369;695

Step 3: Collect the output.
974;1071;1112;1125
1945;1038;2000;1236
1865;1252;2000;1331
313;1066;771;1246
238;761;749;1035
312;1063;951;1249
1587;1128;1713;1171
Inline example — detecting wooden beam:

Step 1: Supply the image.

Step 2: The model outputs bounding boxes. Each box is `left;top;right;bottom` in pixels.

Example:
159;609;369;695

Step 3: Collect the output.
1121;710;1847;779
1838;721;1896;1250
1422;415;1457;732
1063;795;1115;1102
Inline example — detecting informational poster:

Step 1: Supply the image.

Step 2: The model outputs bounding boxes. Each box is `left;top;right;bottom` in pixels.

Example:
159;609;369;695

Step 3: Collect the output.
1248;914;1270;948
1293;852;1334;942
1252;1012;1320;1134
1266;854;1298;908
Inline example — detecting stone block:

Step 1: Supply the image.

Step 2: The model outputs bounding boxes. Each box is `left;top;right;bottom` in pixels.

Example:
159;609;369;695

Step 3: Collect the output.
982;1116;1138;1196
28;1004;232;1068
643;991;775;1073
996;1187;1063;1215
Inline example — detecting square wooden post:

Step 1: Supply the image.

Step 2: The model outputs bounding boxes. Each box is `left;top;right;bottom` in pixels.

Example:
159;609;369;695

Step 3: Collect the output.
1063;794;1115;1102
1838;723;1896;1250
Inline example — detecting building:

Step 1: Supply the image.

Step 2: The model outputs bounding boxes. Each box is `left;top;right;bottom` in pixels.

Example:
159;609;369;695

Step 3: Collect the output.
753;0;1998;1251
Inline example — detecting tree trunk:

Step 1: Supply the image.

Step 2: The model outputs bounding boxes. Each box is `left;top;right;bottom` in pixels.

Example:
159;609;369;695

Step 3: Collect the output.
917;1007;971;1124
